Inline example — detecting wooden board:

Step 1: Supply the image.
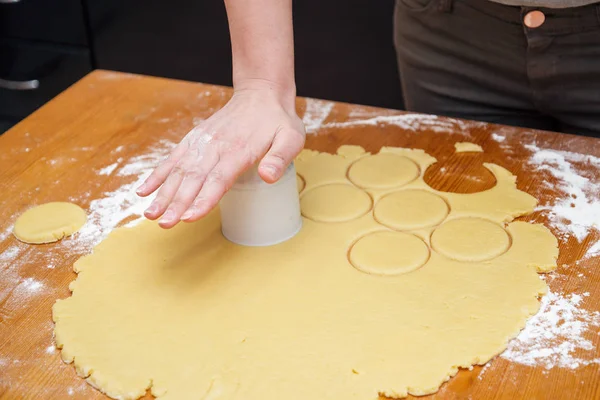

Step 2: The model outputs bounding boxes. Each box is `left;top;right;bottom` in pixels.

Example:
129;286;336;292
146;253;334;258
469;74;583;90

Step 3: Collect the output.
0;70;599;400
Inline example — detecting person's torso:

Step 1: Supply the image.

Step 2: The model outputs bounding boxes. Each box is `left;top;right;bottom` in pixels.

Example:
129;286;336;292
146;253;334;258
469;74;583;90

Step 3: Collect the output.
489;0;597;7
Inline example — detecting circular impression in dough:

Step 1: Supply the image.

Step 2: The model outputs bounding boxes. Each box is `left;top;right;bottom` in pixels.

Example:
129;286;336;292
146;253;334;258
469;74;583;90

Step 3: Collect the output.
431;217;510;262
348;154;419;189
375;190;449;230
13;202;87;244
350;231;430;275
301;184;372;222
296;174;305;193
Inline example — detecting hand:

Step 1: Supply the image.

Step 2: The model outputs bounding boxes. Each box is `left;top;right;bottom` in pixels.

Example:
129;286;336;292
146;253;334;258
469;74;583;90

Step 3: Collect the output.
136;84;305;229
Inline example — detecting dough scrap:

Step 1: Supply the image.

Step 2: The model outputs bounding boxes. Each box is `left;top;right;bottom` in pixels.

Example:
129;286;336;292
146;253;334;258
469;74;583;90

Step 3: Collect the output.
53;146;558;400
454;142;484;153
13;202;87;244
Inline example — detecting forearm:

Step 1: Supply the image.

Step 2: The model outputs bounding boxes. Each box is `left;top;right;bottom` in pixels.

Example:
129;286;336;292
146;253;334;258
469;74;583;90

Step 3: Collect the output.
224;0;296;108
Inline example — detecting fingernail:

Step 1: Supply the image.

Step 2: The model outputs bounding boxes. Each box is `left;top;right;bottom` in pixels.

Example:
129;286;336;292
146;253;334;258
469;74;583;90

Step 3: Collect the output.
145;204;158;215
181;210;193;221
136;183;146;194
262;165;277;177
160;210;175;223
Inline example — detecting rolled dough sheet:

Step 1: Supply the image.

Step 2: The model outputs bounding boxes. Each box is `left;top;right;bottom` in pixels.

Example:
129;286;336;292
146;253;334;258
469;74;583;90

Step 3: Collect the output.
53;145;558;399
13;202;87;244
454;142;484;153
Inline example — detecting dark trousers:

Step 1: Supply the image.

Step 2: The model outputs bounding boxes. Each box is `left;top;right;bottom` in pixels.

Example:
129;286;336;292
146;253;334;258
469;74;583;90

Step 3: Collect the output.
394;0;600;137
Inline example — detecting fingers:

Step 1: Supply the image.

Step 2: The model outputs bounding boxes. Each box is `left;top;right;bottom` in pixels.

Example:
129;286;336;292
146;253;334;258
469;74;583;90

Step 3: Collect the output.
258;127;305;183
181;154;252;222
140;102;305;228
156;154;219;228
143;163;186;222
137;142;188;197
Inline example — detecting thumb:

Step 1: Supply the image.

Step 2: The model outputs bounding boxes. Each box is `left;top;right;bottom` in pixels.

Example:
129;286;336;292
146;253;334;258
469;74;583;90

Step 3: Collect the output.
258;128;305;183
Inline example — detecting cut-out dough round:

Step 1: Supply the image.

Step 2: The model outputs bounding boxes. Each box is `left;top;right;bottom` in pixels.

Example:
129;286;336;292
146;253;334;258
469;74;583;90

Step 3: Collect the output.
300;184;371;222
348;154;419;189
350;231;430;275
431;218;510;262
375;190;448;230
13;202;87;244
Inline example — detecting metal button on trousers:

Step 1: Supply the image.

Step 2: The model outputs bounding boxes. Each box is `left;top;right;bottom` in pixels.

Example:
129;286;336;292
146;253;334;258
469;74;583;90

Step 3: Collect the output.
524;10;546;28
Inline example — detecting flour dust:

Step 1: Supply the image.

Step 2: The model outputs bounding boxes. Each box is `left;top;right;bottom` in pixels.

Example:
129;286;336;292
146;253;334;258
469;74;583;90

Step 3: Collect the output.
494;141;600;372
302;98;334;133
501;289;600;369
525;143;600;243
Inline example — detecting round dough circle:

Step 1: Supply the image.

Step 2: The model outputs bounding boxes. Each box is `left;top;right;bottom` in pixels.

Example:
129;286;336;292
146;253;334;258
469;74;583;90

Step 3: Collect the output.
350;231;430;275
431;218;510;262
301;184;371;222
348;154;419;189
13;202;87;244
375;190;449;230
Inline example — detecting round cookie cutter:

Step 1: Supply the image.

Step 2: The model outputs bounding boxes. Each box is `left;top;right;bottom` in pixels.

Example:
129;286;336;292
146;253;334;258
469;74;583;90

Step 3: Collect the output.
220;163;302;246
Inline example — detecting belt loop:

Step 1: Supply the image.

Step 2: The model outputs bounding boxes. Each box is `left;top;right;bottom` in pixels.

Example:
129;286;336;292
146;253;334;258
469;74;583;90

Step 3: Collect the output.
437;0;453;13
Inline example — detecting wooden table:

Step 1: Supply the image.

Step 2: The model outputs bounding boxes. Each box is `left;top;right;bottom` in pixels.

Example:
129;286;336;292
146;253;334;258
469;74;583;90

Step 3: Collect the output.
1;70;599;400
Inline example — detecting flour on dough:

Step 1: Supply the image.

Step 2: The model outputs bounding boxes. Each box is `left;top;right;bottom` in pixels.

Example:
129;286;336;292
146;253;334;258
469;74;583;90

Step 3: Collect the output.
13;202;87;244
454;142;484;153
53;146;558;400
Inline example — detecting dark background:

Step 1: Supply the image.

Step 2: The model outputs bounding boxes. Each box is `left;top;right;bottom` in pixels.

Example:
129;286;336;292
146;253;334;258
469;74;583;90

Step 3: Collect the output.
0;0;403;133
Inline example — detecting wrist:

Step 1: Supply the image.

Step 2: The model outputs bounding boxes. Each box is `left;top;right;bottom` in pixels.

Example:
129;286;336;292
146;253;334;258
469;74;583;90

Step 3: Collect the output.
233;78;297;112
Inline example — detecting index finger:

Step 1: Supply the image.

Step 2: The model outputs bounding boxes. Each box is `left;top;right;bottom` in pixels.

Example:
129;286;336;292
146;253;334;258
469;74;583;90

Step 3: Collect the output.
136;142;188;197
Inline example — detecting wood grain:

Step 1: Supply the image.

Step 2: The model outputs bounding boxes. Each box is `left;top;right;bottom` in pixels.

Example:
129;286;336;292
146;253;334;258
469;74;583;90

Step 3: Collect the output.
0;70;598;400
